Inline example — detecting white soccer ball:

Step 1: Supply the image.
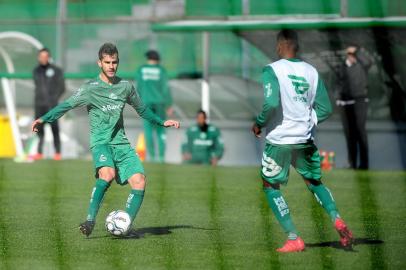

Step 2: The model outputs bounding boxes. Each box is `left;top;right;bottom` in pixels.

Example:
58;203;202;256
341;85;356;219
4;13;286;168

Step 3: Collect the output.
105;210;131;236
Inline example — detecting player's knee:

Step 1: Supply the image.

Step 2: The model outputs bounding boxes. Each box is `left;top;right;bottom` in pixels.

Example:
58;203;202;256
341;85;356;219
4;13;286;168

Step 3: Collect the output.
128;174;146;189
262;179;280;190
98;167;115;182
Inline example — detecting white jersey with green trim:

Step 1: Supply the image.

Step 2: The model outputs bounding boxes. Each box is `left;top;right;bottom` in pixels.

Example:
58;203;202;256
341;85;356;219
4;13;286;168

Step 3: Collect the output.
266;59;319;144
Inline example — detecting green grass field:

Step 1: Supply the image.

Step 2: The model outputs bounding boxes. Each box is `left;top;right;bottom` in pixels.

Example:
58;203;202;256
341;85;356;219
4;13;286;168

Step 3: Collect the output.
0;159;405;270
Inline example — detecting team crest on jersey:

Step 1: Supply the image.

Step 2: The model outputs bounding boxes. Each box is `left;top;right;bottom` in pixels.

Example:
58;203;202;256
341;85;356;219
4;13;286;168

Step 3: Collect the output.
46;68;55;77
288;75;309;95
200;132;207;139
109;93;118;100
99;154;107;162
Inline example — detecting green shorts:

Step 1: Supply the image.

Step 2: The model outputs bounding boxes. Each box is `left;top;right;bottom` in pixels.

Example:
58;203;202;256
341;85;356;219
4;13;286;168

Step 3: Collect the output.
91;144;145;185
261;142;321;185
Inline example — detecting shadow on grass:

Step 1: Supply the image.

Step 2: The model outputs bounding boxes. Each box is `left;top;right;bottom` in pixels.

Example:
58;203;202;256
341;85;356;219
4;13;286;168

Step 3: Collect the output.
112;225;214;240
306;238;384;252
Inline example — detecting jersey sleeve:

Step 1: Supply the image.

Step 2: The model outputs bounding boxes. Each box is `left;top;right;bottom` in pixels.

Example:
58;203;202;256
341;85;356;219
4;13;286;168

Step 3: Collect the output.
127;84;165;126
313;77;333;124
211;128;224;159
255;65;281;128
40;85;89;123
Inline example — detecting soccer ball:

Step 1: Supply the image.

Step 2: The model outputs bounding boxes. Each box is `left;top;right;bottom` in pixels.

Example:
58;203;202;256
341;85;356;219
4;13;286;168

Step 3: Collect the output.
105;210;131;236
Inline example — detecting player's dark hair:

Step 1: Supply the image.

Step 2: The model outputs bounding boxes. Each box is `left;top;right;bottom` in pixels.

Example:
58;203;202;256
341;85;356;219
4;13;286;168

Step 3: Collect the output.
145;50;160;61
98;43;119;60
38;47;50;55
197;109;207;119
277;29;299;52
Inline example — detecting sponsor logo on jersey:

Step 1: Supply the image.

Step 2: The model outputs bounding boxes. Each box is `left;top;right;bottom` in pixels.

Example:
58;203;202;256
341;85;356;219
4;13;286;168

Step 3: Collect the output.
99;154;107;162
288;75;309;95
265;83;272;97
101;104;123;112
142;67;161;81
193;139;213;146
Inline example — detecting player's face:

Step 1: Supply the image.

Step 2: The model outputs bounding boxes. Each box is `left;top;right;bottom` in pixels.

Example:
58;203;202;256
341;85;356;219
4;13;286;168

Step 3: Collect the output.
196;113;206;126
38;51;50;66
98;54;119;79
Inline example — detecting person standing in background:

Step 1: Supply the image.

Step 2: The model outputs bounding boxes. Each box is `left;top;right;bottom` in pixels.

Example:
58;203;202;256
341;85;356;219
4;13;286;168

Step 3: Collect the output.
135;50;173;163
336;46;372;169
182;110;224;166
32;48;65;160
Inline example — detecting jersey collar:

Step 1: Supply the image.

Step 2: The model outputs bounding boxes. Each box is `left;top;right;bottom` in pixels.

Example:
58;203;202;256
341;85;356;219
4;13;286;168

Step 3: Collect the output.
286;58;302;62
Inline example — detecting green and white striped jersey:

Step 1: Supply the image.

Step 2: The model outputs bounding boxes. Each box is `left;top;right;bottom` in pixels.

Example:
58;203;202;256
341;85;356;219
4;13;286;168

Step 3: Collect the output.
256;58;332;145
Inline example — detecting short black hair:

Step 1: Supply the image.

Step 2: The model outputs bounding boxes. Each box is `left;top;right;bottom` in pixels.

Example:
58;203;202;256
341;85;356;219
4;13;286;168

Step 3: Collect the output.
145;50;160;61
197;109;207;119
98;43;119;60
277;29;299;52
38;48;50;55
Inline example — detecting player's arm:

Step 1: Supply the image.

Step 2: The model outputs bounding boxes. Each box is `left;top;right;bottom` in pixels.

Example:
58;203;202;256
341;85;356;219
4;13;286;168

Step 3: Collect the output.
313;77;333;124
127;85;180;128
32;86;88;132
211;128;224;166
252;65;281;137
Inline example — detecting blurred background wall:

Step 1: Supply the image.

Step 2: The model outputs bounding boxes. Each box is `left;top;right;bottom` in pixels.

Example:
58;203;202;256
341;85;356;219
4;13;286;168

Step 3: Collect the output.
0;0;405;169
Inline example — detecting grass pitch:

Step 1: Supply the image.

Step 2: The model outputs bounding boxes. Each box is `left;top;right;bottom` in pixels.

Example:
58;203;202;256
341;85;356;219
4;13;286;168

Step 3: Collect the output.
0;159;405;269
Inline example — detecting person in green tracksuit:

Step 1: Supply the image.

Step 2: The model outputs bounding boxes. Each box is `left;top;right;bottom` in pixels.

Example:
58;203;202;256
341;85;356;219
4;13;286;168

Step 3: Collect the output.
31;43;180;237
135;50;173;163
182;110;224;166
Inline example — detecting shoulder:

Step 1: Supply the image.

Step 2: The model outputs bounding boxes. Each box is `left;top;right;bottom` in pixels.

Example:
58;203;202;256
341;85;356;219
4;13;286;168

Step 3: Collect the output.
50;64;63;73
208;124;219;133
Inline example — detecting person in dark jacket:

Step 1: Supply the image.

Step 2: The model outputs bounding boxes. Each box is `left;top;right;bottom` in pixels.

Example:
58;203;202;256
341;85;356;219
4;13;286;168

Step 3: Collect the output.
32;48;65;160
336;46;372;169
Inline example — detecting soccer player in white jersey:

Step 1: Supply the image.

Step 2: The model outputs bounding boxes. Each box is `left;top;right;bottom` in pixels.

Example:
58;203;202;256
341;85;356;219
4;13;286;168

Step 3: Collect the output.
252;30;353;252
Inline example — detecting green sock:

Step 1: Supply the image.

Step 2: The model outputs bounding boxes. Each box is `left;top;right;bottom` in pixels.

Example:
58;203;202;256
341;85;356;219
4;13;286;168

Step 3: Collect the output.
264;188;298;239
308;183;340;222
125;189;145;223
87;179;110;221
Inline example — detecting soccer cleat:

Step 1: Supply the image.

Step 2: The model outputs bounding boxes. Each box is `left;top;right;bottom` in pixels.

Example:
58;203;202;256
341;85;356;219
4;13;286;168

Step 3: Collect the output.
334;218;354;248
276;237;305;253
53;153;62;161
79;220;95;237
31;153;43;160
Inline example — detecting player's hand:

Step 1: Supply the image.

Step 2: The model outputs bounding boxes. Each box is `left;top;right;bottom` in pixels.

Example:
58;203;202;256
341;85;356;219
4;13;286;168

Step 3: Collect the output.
252;123;262;138
164;120;180;129
31;118;44;133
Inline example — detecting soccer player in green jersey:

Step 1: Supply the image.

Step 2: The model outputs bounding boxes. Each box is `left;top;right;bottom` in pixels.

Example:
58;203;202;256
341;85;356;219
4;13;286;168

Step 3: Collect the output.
135;50;173;163
31;43;180;237
252;30;353;252
182;110;224;165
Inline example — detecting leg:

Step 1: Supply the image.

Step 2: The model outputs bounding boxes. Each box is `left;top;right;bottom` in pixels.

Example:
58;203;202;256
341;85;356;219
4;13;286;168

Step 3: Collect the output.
294;143;353;247
143;119;156;162
126;174;146;223
35;105;47;156
156;125;166;163
354;101;369;169
261;144;304;252
80;166;115;237
50;119;61;155
340;105;357;168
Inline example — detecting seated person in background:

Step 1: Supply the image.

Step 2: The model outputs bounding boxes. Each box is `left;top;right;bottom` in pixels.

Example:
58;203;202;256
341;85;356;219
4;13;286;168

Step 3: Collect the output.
182;110;224;166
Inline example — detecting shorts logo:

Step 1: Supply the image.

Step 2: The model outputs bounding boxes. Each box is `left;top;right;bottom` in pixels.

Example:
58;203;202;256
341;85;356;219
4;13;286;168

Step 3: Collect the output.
262;154;282;177
273;196;289;217
99;154;107;162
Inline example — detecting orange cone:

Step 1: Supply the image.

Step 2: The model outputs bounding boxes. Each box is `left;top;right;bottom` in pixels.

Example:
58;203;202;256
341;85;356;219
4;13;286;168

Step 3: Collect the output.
136;133;146;162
